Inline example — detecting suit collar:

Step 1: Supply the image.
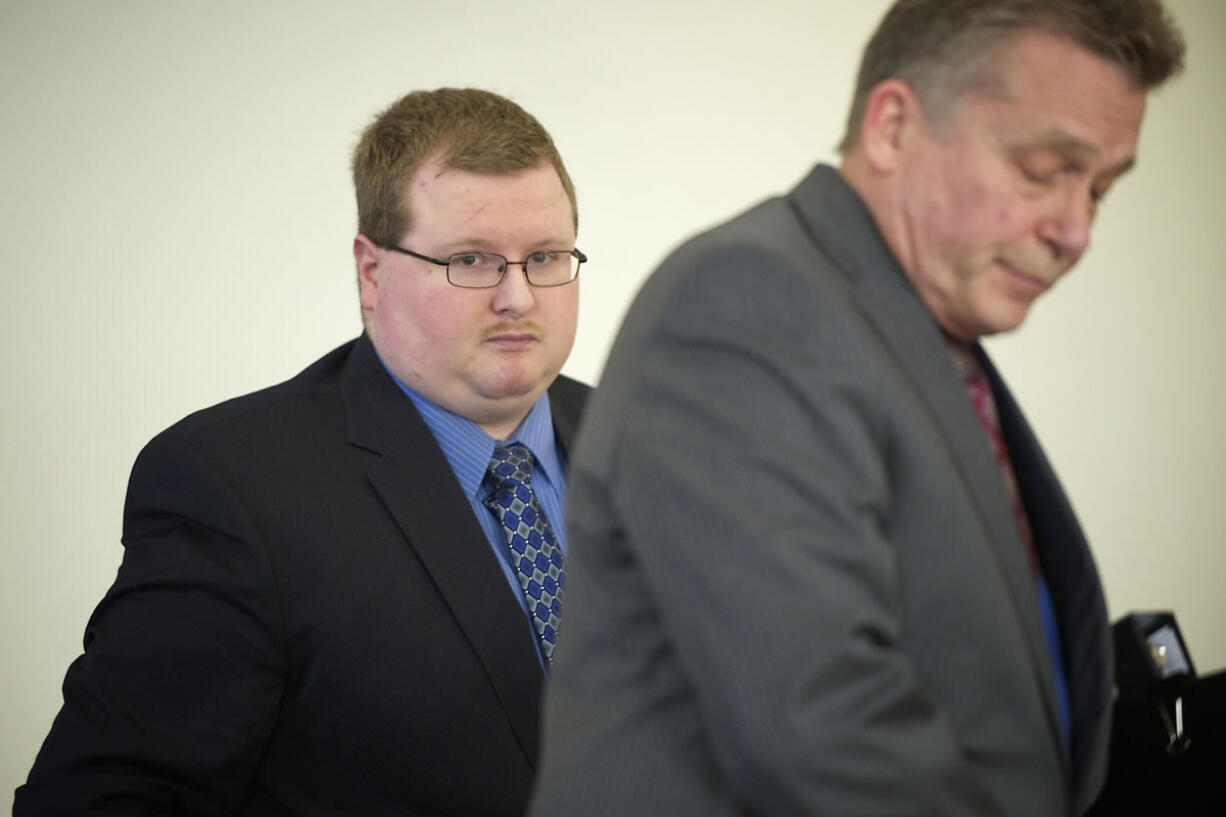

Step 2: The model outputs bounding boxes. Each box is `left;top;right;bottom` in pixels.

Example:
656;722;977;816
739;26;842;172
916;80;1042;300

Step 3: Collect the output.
788;165;1072;769
336;334;570;764
338;333;584;464
387;375;563;504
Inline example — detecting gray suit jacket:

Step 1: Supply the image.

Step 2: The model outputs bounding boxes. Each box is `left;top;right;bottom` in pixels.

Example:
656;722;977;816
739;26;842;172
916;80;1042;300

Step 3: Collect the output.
530;166;1111;817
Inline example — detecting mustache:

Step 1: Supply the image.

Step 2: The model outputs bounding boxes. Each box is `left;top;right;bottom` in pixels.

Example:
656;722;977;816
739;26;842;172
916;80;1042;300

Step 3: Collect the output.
481;321;543;340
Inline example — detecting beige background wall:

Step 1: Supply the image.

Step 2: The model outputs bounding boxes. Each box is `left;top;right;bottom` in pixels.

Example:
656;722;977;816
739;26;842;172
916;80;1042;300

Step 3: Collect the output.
2;0;1222;807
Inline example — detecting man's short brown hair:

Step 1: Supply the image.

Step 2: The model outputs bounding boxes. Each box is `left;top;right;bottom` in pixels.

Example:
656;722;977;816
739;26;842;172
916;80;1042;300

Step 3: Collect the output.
838;0;1185;153
352;88;577;247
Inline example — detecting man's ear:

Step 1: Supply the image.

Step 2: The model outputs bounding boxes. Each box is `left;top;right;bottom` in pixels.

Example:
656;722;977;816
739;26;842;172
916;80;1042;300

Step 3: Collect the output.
859;79;923;174
354;234;381;310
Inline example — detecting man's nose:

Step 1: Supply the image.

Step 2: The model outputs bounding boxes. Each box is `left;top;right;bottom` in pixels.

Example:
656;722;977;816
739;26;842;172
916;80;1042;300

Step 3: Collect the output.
490;262;537;316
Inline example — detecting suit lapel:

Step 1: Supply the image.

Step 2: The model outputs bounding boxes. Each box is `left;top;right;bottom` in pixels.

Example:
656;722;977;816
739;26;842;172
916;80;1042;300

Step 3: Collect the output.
338;335;547;764
788;165;1068;758
981;354;1112;806
546;373;587;460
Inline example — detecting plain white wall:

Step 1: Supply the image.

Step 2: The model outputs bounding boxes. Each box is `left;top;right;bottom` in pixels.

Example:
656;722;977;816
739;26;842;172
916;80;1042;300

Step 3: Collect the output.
2;0;1222;807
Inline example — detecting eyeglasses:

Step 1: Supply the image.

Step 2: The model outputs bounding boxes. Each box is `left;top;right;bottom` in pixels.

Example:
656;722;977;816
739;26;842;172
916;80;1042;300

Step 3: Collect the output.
385;245;586;289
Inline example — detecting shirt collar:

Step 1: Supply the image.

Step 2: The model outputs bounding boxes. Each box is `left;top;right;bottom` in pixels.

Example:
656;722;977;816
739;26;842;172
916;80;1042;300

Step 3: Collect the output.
380;365;559;500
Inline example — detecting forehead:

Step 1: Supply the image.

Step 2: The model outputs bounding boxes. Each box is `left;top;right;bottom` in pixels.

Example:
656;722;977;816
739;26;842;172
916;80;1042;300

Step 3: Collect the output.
403;160;575;246
959;29;1146;159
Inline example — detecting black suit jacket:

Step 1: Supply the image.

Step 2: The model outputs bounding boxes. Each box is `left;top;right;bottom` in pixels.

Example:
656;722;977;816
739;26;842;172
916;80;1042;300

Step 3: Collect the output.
15;334;589;816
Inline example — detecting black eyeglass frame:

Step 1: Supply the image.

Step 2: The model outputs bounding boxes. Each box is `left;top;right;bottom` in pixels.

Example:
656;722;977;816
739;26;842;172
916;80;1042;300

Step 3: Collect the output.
385;245;587;289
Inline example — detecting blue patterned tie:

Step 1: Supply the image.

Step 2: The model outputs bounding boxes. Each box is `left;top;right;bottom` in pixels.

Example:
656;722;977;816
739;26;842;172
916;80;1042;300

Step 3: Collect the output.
483;443;564;662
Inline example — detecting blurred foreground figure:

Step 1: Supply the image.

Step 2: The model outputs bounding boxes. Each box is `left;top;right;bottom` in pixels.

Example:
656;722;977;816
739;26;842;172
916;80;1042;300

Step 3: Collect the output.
530;2;1183;816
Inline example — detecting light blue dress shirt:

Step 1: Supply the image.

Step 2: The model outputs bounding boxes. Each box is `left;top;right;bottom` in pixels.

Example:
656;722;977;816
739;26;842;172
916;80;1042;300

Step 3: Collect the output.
381;364;567;669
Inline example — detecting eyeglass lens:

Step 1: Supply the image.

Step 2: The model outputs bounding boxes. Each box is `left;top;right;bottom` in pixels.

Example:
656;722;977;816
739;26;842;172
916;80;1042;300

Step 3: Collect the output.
447;251;578;288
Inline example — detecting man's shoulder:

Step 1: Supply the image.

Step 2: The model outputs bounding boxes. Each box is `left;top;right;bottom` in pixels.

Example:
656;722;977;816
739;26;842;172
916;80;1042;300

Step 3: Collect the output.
548;373;591;406
681;163;839;243
547;373;591;444
624;188;849;342
685;190;798;259
643;168;850;294
155;337;362;444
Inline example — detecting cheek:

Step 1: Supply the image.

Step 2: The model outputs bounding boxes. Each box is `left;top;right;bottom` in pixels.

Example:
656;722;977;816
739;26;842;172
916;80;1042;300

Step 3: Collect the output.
982;195;1037;244
379;285;469;350
955;162;1035;242
908;158;979;249
546;289;580;345
923;144;1006;236
940;182;1021;251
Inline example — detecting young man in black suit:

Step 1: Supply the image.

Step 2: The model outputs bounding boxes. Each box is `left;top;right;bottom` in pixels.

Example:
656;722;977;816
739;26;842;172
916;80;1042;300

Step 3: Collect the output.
16;87;588;817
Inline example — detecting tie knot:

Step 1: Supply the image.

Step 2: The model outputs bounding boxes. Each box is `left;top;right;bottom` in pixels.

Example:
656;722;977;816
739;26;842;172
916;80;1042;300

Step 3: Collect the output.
941;332;983;384
487;442;536;489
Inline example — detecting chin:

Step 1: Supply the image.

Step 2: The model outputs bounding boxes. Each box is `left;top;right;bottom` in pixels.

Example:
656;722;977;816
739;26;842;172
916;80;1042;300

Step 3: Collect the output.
982;311;1032;337
475;370;550;402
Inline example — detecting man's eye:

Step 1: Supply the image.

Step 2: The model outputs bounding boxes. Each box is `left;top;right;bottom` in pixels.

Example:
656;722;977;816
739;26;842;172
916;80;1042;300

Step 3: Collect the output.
1020;165;1056;185
529;251;554;265
454;254;483;267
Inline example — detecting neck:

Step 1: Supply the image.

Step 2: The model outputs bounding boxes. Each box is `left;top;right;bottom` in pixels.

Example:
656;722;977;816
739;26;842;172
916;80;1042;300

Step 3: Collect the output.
839;152;920;291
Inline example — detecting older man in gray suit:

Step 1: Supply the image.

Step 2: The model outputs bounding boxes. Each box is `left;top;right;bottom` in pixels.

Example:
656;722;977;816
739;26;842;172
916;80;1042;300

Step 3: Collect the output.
529;2;1185;816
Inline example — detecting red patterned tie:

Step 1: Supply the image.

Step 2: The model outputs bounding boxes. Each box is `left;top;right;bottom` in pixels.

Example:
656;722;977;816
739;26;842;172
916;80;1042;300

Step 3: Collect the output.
944;337;1040;578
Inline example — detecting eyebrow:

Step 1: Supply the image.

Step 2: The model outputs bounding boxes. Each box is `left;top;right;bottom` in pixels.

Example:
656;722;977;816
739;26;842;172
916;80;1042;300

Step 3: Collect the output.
438;237;576;253
1024;129;1137;177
